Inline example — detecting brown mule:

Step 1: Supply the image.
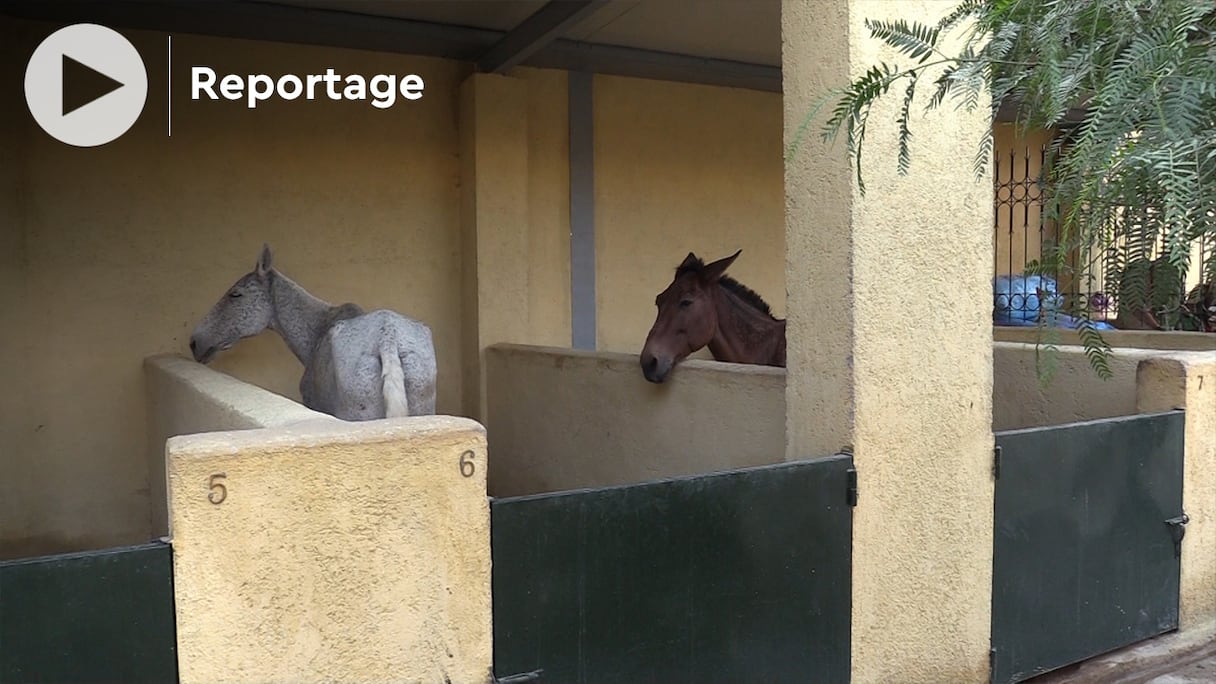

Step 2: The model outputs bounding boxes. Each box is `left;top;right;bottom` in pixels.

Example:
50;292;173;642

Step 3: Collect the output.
639;250;786;383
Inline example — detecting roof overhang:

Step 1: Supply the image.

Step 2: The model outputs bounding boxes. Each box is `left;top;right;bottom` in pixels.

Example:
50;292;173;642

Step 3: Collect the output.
0;0;783;93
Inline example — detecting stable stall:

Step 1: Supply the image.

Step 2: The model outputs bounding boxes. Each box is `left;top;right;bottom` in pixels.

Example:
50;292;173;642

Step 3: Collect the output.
1;2;1213;683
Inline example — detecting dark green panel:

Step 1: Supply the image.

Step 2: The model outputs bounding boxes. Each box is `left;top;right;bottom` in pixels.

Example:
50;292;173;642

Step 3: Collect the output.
491;455;853;684
1;541;178;684
991;411;1185;684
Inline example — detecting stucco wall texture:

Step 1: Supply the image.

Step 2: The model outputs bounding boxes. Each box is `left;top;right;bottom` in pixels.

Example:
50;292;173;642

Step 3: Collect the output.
168;414;492;684
1;19;469;557
484;343;785;497
0;19;30;559
993;341;1147;431
459;71;572;421
1137;353;1216;630
484;343;1189;492
0;17;576;557
1;13;789;557
592;74;785;356
995;326;1216;352
144;354;336;537
784;1;997;680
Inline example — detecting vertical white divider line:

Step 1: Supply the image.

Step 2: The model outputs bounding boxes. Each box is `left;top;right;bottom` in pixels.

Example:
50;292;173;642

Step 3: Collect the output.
167;35;171;137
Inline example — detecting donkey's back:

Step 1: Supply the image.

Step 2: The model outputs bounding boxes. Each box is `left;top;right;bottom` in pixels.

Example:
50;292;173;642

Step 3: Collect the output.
302;308;437;421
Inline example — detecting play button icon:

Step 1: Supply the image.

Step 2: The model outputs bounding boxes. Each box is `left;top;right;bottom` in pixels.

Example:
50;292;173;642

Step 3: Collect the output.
24;23;148;147
62;54;126;117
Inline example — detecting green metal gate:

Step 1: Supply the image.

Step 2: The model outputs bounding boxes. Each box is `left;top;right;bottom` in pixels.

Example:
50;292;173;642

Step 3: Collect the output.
990;410;1187;684
0;540;179;684
490;454;855;684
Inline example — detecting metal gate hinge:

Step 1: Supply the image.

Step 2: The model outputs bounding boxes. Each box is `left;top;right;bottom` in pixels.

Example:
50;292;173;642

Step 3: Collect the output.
1165;513;1190;558
846;468;859;507
993;445;1002;479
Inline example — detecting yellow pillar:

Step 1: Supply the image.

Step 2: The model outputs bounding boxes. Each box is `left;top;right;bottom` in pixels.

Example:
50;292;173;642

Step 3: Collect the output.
1137;355;1216;630
167;416;493;683
459;72;531;421
783;1;995;681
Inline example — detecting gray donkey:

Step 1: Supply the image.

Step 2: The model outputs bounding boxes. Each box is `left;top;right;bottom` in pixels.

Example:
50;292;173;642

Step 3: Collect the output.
189;244;437;420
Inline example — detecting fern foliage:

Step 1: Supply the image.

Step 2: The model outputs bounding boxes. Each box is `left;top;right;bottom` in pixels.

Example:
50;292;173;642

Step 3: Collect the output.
802;0;1216;381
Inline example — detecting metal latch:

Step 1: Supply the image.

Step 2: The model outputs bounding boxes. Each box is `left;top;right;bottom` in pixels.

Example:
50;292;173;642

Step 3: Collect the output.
1165;513;1190;558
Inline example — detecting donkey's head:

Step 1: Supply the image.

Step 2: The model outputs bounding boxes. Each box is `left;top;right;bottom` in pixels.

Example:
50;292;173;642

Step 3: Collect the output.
639;250;740;383
189;244;277;364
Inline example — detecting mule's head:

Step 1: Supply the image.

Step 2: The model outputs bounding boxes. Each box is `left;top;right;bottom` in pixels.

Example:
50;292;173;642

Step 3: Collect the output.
189;244;276;364
639;249;740;383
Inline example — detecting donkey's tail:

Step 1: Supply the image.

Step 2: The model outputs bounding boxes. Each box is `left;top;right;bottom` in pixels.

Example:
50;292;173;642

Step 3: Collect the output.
380;342;410;418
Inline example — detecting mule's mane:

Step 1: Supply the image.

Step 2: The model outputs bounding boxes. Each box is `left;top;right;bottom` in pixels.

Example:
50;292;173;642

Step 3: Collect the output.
676;256;779;320
321;302;366;330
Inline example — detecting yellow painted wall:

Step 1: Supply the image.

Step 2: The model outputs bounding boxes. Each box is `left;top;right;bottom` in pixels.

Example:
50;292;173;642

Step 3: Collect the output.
0;18;489;558
168;422;493;684
995;326;1216;351
485;342;1190;495
592;74;784;355
1137;353;1216;630
458;69;571;421
483;343;785;497
144;354;338;537
154;359;492;682
524;70;573;349
0;19;32;559
783;0;998;677
1;14;781;557
993;342;1148;430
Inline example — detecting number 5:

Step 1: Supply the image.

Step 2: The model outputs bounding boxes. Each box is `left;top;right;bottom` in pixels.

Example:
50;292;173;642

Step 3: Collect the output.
208;473;227;504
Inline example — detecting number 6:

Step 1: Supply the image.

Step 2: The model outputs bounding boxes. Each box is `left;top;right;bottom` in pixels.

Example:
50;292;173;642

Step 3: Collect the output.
459;451;476;478
208;473;227;504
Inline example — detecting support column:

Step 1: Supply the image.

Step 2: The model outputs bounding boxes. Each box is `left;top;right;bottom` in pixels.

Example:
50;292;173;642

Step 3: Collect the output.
459;72;531;422
568;71;596;350
783;1;995;681
167;416;492;683
1137;355;1216;630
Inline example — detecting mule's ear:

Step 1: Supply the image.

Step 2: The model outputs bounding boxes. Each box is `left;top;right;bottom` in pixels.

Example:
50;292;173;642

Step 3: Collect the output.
256;243;273;277
700;249;741;283
678;252;699;270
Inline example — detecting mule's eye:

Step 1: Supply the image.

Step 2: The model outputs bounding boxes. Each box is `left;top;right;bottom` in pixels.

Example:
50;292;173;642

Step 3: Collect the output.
228;291;242;298
679;298;693;309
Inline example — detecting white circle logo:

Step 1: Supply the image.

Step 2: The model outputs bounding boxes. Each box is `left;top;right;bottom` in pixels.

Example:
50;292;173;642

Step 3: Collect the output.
24;23;148;147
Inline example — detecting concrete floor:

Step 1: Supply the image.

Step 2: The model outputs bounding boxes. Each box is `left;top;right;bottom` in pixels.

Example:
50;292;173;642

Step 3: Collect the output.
1142;652;1215;684
1027;622;1216;684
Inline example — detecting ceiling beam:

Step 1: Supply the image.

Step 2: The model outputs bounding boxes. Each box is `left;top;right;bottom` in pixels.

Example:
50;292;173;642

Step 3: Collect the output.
0;0;782;93
0;0;501;61
476;0;609;74
535;39;781;93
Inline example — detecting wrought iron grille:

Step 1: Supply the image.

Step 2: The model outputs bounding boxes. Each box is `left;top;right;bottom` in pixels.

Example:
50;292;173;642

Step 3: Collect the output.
992;136;1215;330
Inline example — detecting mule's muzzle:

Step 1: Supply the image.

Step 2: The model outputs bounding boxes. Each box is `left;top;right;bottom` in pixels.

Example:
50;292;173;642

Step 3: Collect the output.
189;336;216;364
640;352;673;384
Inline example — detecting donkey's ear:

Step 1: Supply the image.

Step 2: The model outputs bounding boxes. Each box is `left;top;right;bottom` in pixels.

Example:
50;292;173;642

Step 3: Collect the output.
700;249;741;283
255;243;273;277
678;252;700;270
